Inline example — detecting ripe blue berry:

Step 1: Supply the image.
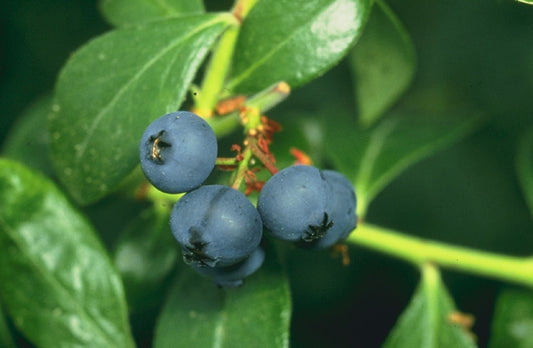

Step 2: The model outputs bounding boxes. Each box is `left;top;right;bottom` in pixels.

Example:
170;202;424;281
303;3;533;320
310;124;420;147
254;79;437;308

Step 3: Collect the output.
258;165;357;248
192;247;265;288
170;185;263;268
307;170;357;249
139;111;217;193
257;165;334;242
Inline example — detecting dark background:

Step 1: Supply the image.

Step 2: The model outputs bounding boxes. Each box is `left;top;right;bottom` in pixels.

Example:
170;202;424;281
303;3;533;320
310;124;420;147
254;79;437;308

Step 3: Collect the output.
2;0;533;347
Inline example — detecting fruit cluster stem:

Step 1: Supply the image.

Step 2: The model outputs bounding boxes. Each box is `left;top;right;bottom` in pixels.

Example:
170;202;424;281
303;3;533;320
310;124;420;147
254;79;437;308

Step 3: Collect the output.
231;146;253;190
232;0;258;21
348;223;533;288
193;0;261;118
245;82;291;112
194;22;240;117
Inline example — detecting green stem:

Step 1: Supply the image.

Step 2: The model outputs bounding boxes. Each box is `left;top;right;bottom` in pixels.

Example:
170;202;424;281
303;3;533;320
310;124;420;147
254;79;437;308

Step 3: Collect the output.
245;82;291;112
194;22;240;117
232;0;258;21
243;105;262;130
205;81;291;138
206;112;240;137
145;184;183;210
216;157;240;166
348;223;533;288
231;146;253;190
193;0;279;118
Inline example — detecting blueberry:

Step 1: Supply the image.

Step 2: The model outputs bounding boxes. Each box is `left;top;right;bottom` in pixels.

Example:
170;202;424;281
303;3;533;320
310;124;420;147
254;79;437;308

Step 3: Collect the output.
139;111;217;193
257;165;334;242
191;247;265;288
170;185;263;268
307;170;357;249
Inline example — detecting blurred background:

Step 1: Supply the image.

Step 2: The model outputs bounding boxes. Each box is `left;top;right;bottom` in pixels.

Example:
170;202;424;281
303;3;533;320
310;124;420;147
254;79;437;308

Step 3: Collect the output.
2;0;533;347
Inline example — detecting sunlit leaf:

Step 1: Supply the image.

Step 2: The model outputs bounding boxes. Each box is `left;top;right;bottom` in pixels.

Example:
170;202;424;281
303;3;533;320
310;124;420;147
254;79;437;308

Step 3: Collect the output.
228;0;372;93
0;159;134;348
99;0;205;27
50;14;233;205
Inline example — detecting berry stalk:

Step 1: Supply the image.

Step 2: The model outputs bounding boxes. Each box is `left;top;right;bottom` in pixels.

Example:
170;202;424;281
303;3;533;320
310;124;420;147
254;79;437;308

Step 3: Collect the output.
348;223;533;288
245;82;291;112
206;81;290;137
193;0;258;117
193;22;239;117
231;146;253;190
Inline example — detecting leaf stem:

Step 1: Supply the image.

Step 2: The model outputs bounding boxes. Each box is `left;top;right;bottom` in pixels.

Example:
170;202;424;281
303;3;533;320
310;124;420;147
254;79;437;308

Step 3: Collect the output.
348;223;533;288
231;146;253;190
245;82;291;112
194;21;240;117
232;0;258;22
205;81;290;138
138;182;183;210
192;0;263;117
216;157;240;166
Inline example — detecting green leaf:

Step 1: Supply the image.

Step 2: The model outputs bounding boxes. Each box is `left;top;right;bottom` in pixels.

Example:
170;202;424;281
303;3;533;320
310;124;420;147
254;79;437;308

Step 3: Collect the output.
99;0;205;27
489;289;533;348
114;206;178;312
227;0;373;93
0;304;15;348
269;112;329;170
50;14;233;205
517;0;533;4
2;95;54;176
325;111;482;217
153;247;291;348
0;158;134;348
349;0;415;127
382;264;476;348
515;126;533;218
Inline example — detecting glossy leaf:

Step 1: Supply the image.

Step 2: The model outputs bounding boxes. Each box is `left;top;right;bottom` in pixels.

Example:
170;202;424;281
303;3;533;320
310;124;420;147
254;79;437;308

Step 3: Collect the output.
515;126;533;218
0;305;15;348
50;14;233;205
2;95;54;176
489;289;533;348
153;247;291;348
382;264;476;348
99;0;205;27
325;111;482;216
0;159;134;348
114;206;178;312
227;0;373;93
349;0;415;127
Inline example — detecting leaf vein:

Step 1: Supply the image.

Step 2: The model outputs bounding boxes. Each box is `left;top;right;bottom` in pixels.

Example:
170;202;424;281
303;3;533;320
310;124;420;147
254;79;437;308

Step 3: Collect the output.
228;1;336;90
75;16;225;163
0;215;122;347
355;119;397;195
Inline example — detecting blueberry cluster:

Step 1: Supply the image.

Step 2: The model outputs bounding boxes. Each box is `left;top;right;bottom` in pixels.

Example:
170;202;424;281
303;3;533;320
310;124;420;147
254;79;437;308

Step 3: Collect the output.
140;111;264;287
139;112;357;288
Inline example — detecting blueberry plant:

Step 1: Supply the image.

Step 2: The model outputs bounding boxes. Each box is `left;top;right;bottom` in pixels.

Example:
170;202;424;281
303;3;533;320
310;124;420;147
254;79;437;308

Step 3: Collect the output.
1;0;533;347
